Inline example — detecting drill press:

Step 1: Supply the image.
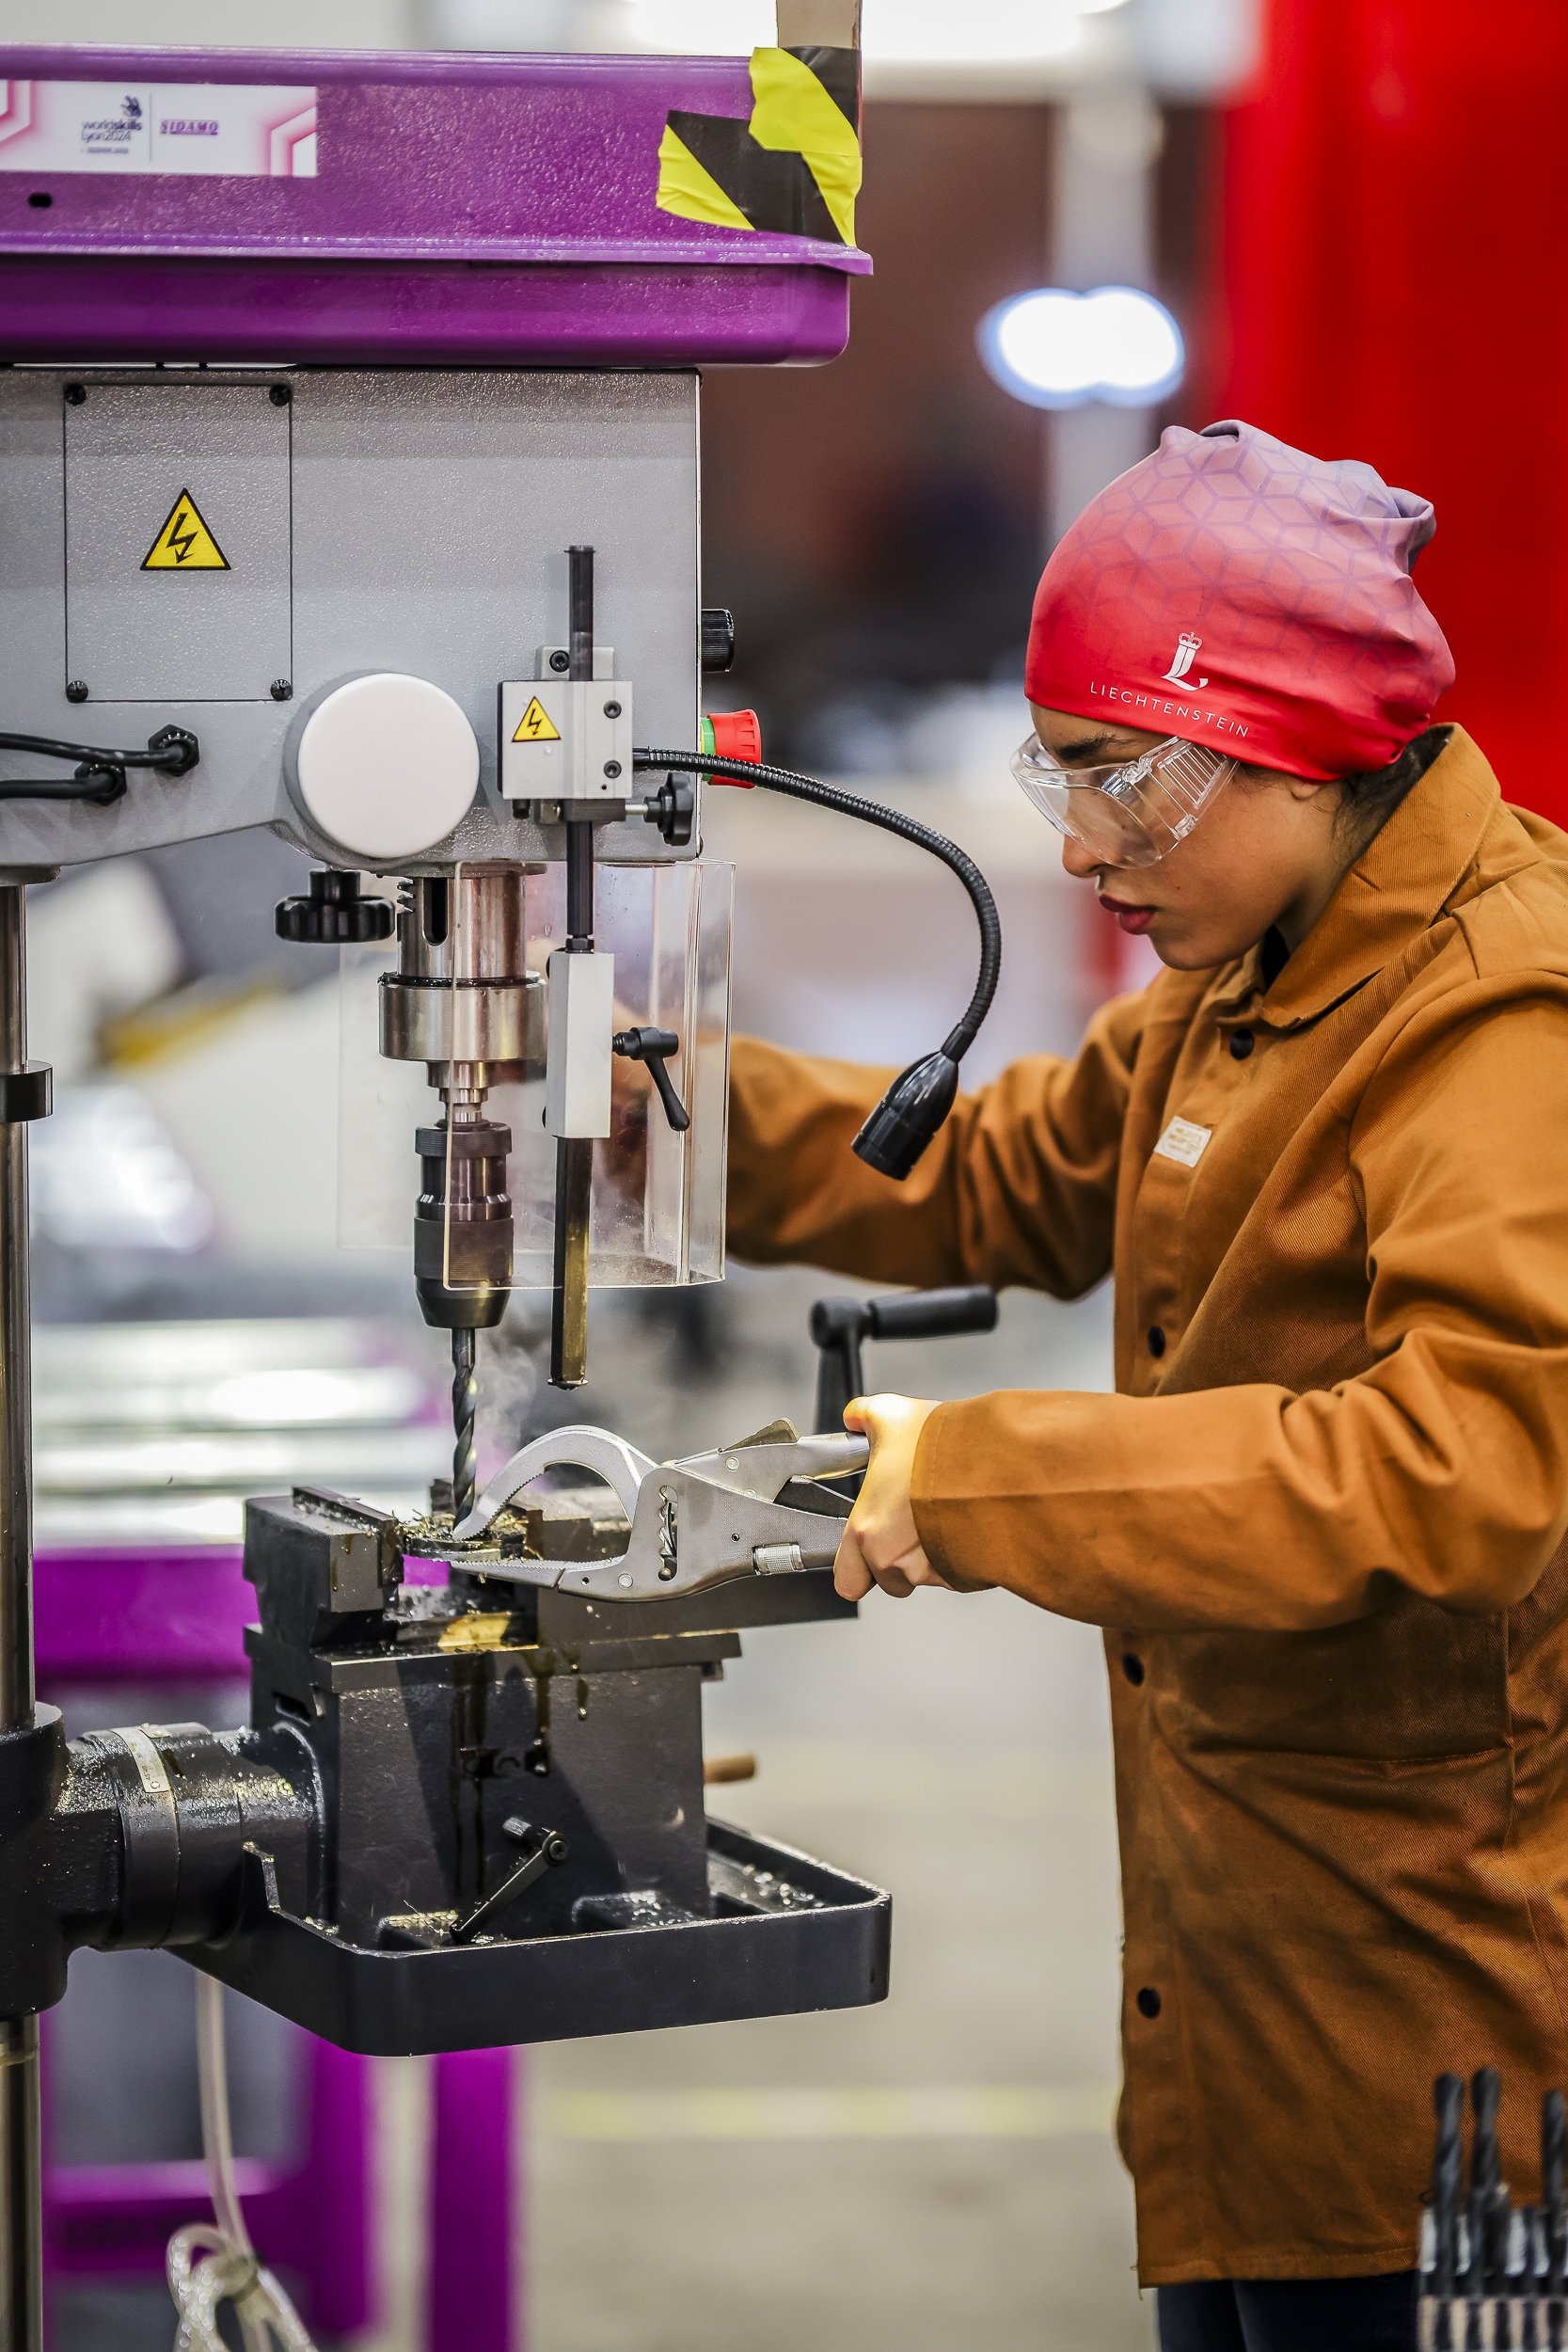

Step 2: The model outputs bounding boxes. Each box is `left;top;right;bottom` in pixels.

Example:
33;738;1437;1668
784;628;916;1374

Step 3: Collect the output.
0;24;1005;2345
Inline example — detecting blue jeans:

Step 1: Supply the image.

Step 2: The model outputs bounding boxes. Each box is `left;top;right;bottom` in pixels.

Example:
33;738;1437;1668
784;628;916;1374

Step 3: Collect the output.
1156;2272;1418;2350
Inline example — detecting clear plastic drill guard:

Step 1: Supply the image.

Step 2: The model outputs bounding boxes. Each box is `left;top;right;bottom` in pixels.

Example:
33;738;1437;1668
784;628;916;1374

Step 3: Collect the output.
337;859;733;1292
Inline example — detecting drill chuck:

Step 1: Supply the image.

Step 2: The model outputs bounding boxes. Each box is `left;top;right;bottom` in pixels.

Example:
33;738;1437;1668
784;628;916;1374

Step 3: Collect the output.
414;1119;514;1331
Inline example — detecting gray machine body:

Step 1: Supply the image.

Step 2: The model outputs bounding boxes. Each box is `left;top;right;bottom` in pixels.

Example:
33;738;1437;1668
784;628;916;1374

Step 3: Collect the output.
0;364;701;871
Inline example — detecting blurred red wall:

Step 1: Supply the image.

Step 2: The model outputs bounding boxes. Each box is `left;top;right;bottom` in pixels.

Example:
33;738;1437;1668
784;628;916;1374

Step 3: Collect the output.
1215;0;1568;819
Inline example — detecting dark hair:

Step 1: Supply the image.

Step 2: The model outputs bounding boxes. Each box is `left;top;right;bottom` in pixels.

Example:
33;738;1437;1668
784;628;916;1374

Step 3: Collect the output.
1335;723;1451;836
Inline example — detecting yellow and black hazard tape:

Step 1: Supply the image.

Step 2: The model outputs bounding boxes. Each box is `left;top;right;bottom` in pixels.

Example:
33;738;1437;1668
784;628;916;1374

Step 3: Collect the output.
657;45;861;249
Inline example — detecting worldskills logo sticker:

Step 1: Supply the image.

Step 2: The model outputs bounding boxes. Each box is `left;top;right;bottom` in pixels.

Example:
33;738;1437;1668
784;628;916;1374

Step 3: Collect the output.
0;81;318;177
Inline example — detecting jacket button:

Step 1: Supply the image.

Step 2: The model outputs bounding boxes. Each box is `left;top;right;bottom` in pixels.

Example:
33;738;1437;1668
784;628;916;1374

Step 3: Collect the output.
1229;1028;1255;1059
1136;1987;1162;2019
1148;1326;1165;1358
1121;1652;1145;1685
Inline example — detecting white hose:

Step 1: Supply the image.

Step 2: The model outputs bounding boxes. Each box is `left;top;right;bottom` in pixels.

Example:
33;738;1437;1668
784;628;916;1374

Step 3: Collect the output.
166;1973;319;2352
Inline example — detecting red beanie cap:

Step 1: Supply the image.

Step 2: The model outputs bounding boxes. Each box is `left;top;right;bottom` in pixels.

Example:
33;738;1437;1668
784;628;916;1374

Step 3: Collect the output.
1024;420;1454;781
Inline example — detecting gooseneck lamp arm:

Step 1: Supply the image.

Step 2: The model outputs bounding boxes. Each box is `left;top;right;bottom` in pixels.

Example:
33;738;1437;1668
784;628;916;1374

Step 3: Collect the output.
631;749;1002;1179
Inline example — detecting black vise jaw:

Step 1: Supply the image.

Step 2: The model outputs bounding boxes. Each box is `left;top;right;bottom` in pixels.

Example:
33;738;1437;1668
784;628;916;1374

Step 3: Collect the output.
244;1484;404;1647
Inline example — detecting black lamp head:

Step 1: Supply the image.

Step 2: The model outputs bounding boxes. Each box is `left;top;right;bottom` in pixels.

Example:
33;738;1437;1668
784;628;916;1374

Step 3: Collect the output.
850;1049;959;1181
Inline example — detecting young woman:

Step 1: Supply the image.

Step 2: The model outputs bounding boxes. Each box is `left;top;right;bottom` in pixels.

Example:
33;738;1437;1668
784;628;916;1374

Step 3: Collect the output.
724;420;1568;2351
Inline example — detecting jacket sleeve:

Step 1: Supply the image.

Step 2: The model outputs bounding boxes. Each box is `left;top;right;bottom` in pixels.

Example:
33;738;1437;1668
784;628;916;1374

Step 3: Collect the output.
725;990;1148;1299
911;983;1568;1630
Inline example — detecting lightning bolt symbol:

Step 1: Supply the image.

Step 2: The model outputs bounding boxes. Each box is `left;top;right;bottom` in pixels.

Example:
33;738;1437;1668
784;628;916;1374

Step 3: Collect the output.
166;508;198;564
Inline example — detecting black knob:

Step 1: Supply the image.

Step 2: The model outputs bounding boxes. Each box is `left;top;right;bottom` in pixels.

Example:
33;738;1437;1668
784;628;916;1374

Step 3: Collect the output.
641;774;695;848
276;869;395;944
700;608;736;675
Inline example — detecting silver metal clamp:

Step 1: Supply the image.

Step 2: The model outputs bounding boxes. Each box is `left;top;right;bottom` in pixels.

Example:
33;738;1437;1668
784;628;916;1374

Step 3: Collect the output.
448;1422;868;1601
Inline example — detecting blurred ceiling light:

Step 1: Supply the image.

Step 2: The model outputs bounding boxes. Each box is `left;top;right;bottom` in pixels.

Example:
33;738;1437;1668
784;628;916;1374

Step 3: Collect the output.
627;0;1097;61
625;0;774;48
206;1367;426;1429
860;0;1085;62
977;286;1184;410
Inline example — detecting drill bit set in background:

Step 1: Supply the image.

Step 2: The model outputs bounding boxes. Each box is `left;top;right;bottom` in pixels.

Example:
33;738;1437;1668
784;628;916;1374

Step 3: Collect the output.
1422;2069;1568;2347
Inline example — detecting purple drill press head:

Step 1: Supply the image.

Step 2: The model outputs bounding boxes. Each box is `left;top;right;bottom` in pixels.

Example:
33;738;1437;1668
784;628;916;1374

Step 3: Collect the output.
0;45;869;366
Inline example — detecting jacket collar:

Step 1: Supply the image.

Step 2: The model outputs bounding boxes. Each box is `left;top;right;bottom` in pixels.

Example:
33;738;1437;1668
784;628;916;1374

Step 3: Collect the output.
1210;727;1501;1030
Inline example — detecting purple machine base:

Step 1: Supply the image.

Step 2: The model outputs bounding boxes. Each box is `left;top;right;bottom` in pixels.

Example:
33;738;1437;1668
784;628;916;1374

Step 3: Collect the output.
37;1542;520;2350
0;45;868;368
42;2031;372;2342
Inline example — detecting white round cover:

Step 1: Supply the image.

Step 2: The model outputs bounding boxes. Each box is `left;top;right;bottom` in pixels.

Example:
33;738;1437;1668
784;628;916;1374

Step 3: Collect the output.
293;674;480;861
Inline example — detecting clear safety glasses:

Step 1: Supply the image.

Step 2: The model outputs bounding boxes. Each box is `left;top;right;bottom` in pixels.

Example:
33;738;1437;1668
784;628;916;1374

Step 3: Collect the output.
1010;731;1238;868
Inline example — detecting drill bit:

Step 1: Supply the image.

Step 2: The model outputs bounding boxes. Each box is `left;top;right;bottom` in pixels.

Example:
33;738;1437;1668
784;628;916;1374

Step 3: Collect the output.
1472;2067;1506;2349
1433;2072;1465;2349
451;1327;477;1528
1544;2089;1566;2346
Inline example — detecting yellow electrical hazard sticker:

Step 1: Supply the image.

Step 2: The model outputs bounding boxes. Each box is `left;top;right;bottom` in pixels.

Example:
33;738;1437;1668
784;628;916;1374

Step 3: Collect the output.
512;697;561;743
141;488;230;572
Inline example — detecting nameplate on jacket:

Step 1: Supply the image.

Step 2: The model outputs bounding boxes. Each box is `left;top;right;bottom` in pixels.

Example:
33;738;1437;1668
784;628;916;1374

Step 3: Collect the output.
1152;1116;1212;1169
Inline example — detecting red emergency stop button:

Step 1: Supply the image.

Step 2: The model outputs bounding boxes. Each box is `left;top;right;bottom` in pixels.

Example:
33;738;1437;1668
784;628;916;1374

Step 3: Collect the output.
701;709;762;769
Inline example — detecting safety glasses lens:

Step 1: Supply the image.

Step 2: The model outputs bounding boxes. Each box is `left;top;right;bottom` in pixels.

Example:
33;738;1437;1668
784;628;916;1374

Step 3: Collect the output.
1009;733;1233;866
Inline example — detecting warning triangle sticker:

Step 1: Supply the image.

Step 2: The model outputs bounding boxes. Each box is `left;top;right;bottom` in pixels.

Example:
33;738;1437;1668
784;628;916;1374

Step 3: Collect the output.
141;488;230;572
512;696;562;743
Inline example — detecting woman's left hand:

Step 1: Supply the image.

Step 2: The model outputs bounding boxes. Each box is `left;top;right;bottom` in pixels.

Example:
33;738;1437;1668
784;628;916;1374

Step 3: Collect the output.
834;1393;952;1600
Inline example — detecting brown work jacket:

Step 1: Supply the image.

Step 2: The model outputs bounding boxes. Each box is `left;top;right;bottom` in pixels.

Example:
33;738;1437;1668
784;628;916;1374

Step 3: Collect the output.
725;726;1568;2284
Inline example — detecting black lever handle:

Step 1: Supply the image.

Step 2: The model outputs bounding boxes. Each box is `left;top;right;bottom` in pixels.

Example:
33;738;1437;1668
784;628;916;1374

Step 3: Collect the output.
809;1284;998;1436
452;1816;570;1945
612;1025;690;1133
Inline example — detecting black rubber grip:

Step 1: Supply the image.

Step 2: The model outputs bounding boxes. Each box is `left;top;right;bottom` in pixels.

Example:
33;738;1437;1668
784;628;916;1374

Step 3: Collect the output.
865;1285;998;1343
